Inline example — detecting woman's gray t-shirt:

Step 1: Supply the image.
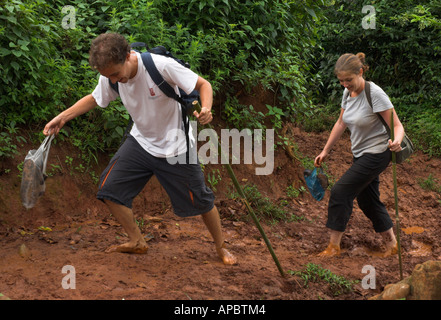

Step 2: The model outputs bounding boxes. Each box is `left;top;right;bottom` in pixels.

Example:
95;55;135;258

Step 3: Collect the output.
341;81;393;158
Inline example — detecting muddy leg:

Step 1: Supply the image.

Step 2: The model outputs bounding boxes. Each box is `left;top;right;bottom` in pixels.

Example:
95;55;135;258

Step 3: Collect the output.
104;200;148;254
201;206;237;265
318;230;343;257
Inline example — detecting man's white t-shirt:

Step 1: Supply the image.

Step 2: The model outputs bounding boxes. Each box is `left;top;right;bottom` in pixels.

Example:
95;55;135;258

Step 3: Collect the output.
341;81;394;158
92;51;198;158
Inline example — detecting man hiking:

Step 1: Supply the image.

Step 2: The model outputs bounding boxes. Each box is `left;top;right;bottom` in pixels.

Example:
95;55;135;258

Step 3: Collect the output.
43;33;236;265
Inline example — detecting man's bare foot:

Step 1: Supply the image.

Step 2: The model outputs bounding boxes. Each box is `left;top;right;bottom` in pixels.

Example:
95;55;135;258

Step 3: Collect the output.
105;241;148;254
318;243;341;257
216;243;237;265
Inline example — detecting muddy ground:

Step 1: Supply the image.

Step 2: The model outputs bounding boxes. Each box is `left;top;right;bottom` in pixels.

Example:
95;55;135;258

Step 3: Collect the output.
1;101;440;303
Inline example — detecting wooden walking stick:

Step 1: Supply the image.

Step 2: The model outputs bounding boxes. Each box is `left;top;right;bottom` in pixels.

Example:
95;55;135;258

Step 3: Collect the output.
192;101;285;277
390;110;404;280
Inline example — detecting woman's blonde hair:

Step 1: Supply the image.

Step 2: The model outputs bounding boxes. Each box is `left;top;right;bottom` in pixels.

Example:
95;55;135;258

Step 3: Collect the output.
334;53;369;77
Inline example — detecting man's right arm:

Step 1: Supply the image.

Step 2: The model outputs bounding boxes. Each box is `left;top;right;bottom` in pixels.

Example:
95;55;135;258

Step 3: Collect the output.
43;94;98;136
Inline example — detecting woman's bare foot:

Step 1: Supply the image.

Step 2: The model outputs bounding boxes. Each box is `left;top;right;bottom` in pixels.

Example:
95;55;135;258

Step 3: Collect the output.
318;243;341;257
318;230;343;257
381;241;398;257
105;241;148;254
380;228;398;257
216;243;237;265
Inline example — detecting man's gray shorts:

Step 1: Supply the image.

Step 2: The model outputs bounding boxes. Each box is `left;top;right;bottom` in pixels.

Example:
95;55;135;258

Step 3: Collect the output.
97;135;215;217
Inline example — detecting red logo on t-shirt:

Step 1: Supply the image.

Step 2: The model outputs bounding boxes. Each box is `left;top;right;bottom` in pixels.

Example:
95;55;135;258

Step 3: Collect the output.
149;88;155;96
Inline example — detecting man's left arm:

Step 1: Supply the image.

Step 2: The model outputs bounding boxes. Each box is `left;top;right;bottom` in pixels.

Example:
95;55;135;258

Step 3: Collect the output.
193;76;213;125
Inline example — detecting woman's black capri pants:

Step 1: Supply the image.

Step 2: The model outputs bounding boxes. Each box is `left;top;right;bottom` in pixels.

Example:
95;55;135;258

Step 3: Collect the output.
326;149;393;233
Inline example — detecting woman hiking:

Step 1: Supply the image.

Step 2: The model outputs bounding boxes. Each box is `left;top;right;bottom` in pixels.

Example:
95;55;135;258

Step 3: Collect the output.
315;52;405;257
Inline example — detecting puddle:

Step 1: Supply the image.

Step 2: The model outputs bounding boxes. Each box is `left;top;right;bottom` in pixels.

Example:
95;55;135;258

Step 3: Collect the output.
343;226;431;258
402;226;425;235
351;246;393;258
352;243;432;258
363;248;389;258
409;240;432;257
401;227;432;256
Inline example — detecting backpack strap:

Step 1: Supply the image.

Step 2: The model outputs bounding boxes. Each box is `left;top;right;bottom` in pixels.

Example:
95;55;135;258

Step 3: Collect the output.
109;80;119;94
141;52;191;159
364;81;391;136
140;52;186;106
364;80;372;108
130;42;148;49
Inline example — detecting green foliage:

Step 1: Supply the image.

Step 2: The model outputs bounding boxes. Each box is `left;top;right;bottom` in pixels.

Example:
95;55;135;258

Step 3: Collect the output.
289;263;358;296
265;105;285;130
206;168;222;192
295;103;340;133
152;0;327;119
286;185;306;198
0;121;26;158
418;174;441;194
0;1;58;123
405;108;441;157
223;96;265;130
3;0;439;162
313;0;441;100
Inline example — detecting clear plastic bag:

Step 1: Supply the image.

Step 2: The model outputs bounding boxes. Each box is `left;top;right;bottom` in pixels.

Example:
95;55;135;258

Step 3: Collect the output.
20;135;54;209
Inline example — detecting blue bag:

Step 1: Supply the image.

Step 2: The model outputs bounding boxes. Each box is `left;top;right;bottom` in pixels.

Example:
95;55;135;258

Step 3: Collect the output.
304;168;327;201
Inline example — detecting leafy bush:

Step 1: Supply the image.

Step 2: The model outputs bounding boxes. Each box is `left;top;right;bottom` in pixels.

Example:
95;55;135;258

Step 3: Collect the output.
5;0;440;163
222;96;266;130
0;1;59;123
406;108;441;157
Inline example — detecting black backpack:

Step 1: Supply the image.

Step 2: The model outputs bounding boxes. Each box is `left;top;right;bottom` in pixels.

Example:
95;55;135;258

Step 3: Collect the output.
109;42;200;156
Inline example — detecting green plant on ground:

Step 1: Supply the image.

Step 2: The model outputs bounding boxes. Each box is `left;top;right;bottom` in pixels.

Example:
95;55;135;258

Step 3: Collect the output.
265;105;285;131
288;263;358;297
228;183;303;223
405;108;441;158
418;174;441;194
0;119;27;160
286;185;307;199
207;169;222;192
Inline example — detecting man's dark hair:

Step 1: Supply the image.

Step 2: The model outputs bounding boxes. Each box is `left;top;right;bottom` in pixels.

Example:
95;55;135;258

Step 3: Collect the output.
89;33;131;70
